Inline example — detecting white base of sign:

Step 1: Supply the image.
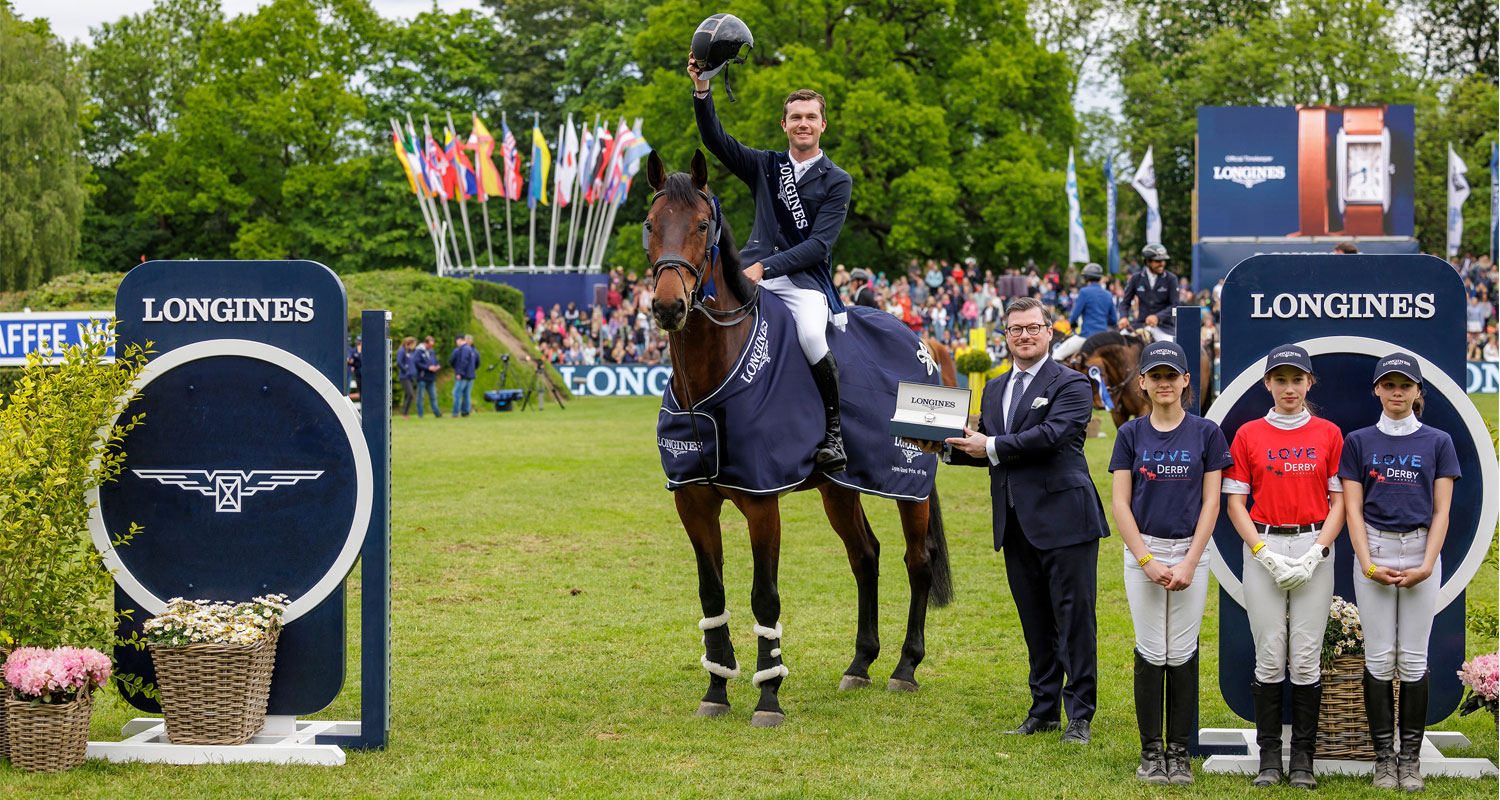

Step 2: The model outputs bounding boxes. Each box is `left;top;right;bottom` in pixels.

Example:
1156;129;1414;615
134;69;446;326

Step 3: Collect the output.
86;716;351;766
1200;728;1497;778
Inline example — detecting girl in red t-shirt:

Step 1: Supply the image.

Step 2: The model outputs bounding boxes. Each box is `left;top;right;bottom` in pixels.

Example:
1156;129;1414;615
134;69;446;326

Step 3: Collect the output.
1222;344;1346;790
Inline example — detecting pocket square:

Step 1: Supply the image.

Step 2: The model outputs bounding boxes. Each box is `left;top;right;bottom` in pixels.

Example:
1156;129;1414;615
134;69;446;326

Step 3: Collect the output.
1030;397;1049;410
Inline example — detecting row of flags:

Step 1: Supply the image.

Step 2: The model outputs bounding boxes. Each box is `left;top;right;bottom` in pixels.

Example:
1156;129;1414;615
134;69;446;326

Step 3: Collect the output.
1067;146;1162;269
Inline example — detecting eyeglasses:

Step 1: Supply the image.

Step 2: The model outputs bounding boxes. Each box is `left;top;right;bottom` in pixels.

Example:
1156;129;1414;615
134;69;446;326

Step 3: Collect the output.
1005;324;1046;337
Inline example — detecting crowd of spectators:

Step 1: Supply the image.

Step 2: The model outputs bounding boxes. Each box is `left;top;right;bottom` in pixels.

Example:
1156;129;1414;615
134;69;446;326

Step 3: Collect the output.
525;252;1500;367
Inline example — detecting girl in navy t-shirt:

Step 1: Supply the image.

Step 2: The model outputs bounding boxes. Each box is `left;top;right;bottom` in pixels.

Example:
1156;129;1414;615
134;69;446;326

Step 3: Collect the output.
1338;353;1460;793
1109;341;1232;787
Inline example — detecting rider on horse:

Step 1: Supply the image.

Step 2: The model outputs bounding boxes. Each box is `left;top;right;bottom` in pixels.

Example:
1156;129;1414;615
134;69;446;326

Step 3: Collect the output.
689;27;853;473
1054;262;1118;362
1119;243;1182;343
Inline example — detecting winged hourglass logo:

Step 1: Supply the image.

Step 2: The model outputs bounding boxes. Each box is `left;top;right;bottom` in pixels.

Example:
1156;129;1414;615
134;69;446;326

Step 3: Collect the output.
131;469;324;513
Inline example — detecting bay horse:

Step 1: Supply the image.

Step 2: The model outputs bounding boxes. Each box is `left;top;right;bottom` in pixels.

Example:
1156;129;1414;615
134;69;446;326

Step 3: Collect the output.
646;150;953;727
1063;329;1217;428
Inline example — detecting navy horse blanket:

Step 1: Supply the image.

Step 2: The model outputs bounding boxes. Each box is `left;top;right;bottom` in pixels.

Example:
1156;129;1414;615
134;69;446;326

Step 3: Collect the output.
657;293;941;500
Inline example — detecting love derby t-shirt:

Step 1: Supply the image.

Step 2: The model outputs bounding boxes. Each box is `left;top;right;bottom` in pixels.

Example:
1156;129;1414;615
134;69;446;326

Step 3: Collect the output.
1338;424;1462;532
1109;415;1233;539
1224;416;1345;526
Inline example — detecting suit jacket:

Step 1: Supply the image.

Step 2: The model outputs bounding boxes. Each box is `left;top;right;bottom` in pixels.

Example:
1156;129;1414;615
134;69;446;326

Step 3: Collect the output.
950;357;1110;551
694;92;852;294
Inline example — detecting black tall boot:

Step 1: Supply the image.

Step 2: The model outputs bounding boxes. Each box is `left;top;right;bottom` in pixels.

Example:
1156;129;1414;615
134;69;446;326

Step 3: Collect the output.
1251;680;1284;787
1398;673;1428;793
1364;669;1398;789
809;353;847;473
1288;682;1322;790
1133;651;1168;784
1164;650;1199;786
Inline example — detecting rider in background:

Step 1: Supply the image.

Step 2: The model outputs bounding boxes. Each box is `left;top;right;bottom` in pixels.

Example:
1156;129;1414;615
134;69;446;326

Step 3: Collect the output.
1119;244;1181;342
689;52;854;473
1055;262;1119;362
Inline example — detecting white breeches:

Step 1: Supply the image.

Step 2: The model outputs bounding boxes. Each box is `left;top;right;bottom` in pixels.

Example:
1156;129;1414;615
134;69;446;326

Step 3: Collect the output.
1354;528;1440;682
1145;325;1175;343
1053;334;1086;362
762;276;829;363
1242;531;1335;685
1123;536;1210;667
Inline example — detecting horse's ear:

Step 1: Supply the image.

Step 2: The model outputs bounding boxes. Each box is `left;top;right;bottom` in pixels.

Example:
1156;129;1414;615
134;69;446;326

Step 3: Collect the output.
690;150;709;190
646;150;666;192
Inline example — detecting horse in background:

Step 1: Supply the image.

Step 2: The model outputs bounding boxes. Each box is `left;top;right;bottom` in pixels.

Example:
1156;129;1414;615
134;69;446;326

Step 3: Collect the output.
1061;329;1216;428
645;150;954;728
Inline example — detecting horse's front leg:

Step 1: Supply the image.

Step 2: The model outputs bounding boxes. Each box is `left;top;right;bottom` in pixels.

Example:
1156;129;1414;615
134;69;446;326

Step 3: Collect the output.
890;498;933;692
736;493;788;727
677;487;736;718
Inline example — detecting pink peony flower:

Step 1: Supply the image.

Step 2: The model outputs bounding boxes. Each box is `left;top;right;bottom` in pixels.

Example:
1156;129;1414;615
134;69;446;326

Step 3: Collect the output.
3;646;112;701
1458;653;1499;702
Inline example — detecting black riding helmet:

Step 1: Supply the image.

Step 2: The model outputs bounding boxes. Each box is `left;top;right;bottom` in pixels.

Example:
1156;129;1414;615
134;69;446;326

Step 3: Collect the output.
692;14;754;101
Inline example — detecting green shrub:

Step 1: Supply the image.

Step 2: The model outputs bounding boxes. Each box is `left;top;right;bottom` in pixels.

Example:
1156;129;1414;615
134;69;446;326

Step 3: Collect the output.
467;279;524;320
955;349;993;375
0;271;125;312
343;269;472;348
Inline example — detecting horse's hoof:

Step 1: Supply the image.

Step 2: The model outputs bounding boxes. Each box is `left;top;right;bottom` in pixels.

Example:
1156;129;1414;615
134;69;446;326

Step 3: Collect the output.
750;711;786;728
838;675;872;691
887;678;919;693
695;702;731;718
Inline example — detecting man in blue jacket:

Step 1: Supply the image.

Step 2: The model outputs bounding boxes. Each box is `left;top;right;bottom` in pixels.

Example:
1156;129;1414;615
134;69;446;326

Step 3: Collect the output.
690;55;854;472
415;335;442;418
449;334;479;417
1055;262;1118;362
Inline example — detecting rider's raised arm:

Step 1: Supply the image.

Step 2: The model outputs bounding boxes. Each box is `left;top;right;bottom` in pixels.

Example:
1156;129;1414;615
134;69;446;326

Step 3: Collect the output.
694;91;759;186
759;170;852;280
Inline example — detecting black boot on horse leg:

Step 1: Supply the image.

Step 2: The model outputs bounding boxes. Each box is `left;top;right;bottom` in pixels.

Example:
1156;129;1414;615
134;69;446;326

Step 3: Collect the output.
680;488;737;718
697;610;739;717
810;353;847;473
750;622;788;726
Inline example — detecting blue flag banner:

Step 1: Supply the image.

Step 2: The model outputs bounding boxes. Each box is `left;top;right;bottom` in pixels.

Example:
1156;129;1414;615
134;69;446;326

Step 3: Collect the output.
1105;153;1120;274
1490;142;1497;261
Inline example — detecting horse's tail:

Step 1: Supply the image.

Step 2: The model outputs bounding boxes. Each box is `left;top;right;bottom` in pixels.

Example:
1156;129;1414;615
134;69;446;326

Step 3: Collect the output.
923;336;959;388
926;485;953;608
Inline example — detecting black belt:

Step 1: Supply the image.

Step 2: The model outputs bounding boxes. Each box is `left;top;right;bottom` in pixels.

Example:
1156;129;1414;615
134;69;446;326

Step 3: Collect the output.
1255;521;1322;535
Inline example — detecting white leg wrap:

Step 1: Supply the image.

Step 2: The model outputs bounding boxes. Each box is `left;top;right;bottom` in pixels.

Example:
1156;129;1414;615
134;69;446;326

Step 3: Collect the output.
698;609;731;630
770;648;781;658
701;653;741;680
751;664;789;687
752;622;783;640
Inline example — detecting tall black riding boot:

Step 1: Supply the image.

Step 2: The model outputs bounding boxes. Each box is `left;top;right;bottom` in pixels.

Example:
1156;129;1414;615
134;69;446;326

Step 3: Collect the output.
1364;669;1398;789
1164;650;1199;786
1251;680;1285;787
809;353;847;473
1398;673;1429;793
1288;682;1322;790
1133;650;1168;785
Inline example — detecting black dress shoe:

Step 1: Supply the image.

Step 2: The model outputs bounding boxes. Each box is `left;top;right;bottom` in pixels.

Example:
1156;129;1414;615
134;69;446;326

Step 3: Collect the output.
1005;717;1060;735
1062;719;1091;744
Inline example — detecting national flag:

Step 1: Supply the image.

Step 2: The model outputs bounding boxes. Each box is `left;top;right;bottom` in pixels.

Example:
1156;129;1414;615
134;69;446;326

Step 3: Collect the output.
605;120;637;205
585;125;615;204
1131;146;1161;245
529;119;551;209
393;128;420;195
500;118;524;201
1066;147;1089;264
1104;153;1119;273
576;126;596;197
470;115;504;200
408;122;438;197
617;122;651;206
425;135;453;200
448;130;479;201
557;117;580;207
1447;143;1470;258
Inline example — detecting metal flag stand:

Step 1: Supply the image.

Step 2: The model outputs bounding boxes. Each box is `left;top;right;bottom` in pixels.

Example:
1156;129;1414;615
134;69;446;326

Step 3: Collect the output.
86;309;393;766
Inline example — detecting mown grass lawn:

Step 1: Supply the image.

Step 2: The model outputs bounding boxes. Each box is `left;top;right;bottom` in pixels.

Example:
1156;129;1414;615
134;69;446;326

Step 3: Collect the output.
6;395;1497;799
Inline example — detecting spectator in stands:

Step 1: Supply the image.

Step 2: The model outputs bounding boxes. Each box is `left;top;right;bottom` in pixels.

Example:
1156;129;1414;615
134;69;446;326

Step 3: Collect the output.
1467;293;1492;335
415;336;442;418
396;336;418;418
1334;241;1358;254
833;264;850;291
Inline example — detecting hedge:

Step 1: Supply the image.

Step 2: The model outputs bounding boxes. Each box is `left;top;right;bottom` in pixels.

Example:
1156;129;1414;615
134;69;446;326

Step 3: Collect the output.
343;269;473;347
466;279;524;320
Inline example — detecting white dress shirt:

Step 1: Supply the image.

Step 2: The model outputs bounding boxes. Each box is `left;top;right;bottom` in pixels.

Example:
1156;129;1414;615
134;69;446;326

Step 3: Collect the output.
985;354;1050;465
790;151;823;183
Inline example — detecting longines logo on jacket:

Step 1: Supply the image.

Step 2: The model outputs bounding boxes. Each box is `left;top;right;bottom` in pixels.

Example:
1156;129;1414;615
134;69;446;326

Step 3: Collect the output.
132;469;323;513
658;438;701;458
141;296;316;323
741;319;771;384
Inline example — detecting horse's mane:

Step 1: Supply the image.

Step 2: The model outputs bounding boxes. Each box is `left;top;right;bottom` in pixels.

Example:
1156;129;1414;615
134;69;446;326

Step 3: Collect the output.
1078;330;1138;360
660;173;754;305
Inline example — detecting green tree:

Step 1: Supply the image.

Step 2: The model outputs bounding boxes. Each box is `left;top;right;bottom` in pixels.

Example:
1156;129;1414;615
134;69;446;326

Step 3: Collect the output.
1414;75;1498;258
0;8;89;291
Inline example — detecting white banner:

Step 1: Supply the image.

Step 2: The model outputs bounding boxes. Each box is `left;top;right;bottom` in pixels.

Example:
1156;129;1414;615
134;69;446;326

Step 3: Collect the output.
1132;145;1161;245
1448;143;1470;258
1067;147;1089;264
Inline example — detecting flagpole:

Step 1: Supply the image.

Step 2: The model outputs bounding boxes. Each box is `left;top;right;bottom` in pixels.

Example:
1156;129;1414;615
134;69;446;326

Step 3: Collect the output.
391;118;442;274
588;120;627;271
445;112;479;268
548;120;564;271
500;111;516;267
563;115;585;269
409;114;457;274
425;114;466;270
473;110;496;266
575;114;603;269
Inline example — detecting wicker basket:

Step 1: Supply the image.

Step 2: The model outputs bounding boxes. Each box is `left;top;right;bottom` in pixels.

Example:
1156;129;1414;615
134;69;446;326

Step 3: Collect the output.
1316;654;1399;760
149;627;279;745
3;690;94;773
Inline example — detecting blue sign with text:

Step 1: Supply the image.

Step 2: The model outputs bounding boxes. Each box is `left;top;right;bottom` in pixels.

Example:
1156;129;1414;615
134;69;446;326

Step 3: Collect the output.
0;311;114;366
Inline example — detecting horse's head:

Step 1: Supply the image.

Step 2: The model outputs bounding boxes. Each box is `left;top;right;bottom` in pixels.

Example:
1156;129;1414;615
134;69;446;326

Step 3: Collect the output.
645;150;718;333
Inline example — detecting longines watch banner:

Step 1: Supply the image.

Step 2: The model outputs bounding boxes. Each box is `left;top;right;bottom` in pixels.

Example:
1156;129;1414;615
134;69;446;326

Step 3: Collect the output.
1197;105;1415;239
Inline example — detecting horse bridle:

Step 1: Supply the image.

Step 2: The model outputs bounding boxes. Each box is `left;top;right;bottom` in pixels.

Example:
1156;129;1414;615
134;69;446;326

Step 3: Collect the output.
644;189;757;328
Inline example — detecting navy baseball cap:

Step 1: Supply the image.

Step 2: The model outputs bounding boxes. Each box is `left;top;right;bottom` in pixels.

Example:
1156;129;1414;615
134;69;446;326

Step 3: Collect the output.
1373;352;1422;385
1139;341;1189;375
1264;343;1314;376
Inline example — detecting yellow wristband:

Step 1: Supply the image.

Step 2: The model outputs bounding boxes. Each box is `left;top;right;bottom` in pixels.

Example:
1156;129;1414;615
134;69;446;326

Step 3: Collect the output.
1365;563;1378;579
1137;553;1154;567
1251;541;1267;555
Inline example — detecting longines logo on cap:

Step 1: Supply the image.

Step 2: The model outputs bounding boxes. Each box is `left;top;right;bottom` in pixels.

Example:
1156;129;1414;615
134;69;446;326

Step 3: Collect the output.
141;297;316;324
133;469;324;513
1385;358;1413;366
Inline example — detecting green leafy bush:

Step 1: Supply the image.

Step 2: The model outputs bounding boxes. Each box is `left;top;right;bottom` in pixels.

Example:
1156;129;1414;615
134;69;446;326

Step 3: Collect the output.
955;349;993;375
343;269;471;347
0;271;125;312
467;279;524;320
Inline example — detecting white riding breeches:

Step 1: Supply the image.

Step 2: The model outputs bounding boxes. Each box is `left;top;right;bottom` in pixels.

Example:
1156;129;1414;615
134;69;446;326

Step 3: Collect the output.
1052;334;1086;362
762;275;830;364
1123;535;1210;667
1242;531;1335;686
1145;325;1175;343
1354;528;1440;682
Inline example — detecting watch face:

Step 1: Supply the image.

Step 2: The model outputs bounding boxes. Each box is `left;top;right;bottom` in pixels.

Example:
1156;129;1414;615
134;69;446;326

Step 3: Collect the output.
1345;141;1384;203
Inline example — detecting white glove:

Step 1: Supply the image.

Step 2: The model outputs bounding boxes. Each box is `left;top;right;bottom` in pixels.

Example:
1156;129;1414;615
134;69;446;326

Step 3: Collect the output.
1252;547;1297;585
1298;544;1328;569
1277;559;1314;591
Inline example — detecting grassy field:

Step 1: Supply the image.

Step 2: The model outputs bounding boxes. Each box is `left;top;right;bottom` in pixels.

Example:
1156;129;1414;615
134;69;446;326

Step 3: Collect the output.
4;395;1497;799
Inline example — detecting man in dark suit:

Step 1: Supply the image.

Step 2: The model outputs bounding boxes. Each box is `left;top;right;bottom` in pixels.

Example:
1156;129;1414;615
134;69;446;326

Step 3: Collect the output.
945;296;1110;744
689;54;854;473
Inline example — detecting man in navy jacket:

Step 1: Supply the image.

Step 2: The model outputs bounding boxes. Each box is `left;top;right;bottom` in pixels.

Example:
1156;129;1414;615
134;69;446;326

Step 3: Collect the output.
690;55;854;473
945;297;1110;744
448;335;479;417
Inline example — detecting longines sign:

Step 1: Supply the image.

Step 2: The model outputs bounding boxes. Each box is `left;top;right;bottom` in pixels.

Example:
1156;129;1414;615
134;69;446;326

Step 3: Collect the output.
140;296;317;324
1248;291;1438;319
